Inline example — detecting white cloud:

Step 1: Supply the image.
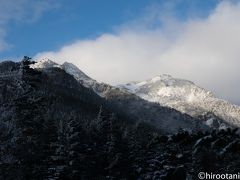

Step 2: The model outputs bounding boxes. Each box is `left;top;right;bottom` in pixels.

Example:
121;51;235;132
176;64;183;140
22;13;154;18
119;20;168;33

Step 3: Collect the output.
35;1;240;104
0;0;60;51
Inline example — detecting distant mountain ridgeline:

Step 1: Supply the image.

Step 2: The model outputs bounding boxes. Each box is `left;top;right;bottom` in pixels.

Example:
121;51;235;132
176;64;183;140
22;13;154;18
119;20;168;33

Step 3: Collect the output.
0;57;239;179
31;58;209;133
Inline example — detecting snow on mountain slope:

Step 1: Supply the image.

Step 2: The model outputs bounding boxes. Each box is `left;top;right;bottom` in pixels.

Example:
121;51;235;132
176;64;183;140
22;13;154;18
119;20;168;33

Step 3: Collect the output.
31;59;211;132
118;74;240;128
30;58;60;69
31;58;97;88
31;59;240;129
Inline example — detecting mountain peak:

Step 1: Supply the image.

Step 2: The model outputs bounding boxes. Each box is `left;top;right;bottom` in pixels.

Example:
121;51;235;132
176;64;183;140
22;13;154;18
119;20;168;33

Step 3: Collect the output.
119;74;240;128
151;74;172;81
31;58;60;69
148;74;195;87
149;75;166;83
31;58;96;88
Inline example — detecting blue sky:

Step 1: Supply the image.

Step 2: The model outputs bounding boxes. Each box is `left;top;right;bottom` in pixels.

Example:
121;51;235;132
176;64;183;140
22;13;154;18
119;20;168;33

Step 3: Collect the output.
1;0;240;104
0;0;219;59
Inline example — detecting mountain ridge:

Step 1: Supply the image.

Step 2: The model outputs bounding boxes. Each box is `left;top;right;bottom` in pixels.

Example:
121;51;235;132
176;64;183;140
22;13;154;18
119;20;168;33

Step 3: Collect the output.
30;58;208;133
31;58;240;129
119;74;240;128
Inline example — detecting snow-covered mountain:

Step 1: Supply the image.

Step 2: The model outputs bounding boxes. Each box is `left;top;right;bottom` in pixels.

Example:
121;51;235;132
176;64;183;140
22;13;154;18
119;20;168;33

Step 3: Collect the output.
31;58;209;133
31;58;240;129
31;58;97;88
118;74;240;128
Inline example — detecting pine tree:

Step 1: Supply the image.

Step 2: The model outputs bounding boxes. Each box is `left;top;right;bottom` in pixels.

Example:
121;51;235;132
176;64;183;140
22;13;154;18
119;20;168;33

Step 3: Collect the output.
43;116;59;179
66;116;85;179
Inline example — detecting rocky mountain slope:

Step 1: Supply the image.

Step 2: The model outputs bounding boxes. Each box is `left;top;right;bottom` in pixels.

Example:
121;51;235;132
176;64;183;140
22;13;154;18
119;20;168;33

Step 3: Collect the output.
119;74;240;128
31;58;208;133
31;58;97;88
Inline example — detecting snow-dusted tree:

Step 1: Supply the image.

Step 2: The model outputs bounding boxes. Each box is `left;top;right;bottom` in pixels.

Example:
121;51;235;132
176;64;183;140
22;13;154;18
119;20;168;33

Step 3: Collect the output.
66;115;86;179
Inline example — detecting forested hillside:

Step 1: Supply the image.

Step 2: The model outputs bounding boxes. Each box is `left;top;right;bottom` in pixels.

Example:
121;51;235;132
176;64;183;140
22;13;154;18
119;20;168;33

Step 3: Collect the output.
0;58;240;180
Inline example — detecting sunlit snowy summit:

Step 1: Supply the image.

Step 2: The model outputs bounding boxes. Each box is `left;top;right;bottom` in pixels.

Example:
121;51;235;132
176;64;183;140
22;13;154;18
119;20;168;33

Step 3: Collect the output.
32;58;240;129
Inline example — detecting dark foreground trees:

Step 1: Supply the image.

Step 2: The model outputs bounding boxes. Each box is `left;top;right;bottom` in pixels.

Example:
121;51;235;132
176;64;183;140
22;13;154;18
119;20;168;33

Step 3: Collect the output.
1;107;240;180
1;59;240;179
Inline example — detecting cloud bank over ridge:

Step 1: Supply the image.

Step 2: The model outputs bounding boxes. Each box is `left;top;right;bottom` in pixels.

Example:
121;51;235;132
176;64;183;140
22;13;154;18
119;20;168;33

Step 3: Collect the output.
35;1;240;104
